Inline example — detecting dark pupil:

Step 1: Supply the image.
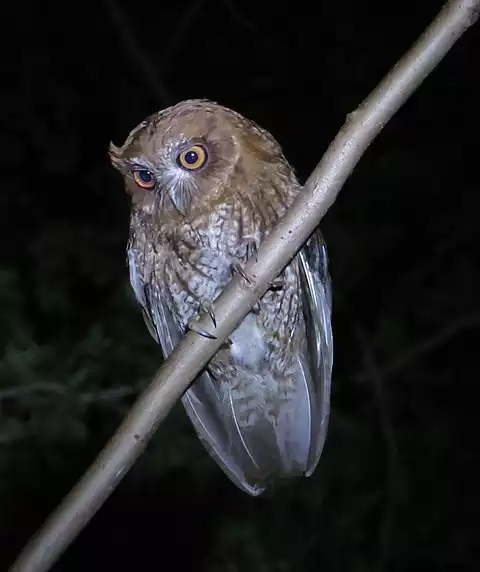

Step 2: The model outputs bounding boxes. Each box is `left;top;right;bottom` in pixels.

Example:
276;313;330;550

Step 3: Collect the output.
184;150;199;164
139;170;152;182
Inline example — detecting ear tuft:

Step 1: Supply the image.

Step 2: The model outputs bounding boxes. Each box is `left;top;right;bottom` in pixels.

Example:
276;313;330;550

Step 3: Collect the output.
108;141;123;169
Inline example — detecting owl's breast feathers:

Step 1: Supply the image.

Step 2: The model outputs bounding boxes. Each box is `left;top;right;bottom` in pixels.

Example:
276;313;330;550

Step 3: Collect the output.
129;191;303;374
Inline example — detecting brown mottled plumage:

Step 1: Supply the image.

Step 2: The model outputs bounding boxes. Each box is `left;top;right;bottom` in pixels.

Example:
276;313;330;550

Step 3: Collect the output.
109;99;333;495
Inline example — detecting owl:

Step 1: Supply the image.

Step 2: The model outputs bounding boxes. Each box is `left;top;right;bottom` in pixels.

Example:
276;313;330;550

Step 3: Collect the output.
109;99;333;496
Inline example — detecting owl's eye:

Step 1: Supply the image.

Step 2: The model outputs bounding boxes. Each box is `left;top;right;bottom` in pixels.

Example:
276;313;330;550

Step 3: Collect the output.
133;170;156;189
177;145;208;171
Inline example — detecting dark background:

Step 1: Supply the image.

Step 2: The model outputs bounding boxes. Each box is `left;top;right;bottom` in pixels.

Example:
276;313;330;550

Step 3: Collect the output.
2;0;479;570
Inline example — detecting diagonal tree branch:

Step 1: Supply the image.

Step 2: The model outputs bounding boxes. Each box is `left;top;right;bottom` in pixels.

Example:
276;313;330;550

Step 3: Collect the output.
9;1;480;571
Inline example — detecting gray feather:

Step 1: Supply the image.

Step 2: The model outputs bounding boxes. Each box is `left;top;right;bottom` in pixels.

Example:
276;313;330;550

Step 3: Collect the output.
298;229;333;475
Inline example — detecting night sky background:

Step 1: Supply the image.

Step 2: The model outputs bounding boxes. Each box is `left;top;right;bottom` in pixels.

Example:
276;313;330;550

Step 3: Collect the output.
2;0;479;570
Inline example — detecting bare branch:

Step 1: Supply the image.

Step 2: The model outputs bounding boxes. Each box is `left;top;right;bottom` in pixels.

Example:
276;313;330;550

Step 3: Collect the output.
385;218;478;300
0;383;67;401
0;382;142;404
105;0;205;105
355;313;480;383
222;0;257;32
105;0;171;105
9;2;479;571
157;0;206;74
355;326;400;570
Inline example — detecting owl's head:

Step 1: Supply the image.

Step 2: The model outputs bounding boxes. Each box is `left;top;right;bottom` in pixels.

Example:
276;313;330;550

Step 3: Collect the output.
109;99;294;218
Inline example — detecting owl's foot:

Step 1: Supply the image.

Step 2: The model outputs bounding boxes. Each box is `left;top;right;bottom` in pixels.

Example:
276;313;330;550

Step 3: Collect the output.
231;240;284;293
201;301;216;328
230;239;260;285
187;316;217;340
231;259;252;284
187;301;218;339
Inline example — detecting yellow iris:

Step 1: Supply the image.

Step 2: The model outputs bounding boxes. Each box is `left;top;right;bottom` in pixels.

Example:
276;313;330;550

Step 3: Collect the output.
177;145;208;170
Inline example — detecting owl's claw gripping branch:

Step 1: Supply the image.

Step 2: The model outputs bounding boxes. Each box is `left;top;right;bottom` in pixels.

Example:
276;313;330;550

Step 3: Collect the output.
231;259;252;284
230;240;258;285
201;301;217;328
187;318;218;340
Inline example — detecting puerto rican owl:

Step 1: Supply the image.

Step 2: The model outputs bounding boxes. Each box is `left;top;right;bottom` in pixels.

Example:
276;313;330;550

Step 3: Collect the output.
109;99;333;496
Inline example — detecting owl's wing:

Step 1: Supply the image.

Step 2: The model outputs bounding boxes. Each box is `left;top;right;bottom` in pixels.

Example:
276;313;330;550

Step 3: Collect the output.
297;228;333;475
127;246;265;496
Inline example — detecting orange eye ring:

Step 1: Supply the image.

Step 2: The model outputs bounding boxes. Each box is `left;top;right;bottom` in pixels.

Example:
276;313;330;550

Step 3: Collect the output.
177;145;208;171
133;170;156;189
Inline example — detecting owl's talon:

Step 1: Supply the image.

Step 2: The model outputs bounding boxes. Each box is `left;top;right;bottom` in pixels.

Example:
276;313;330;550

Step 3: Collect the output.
247;240;258;263
188;319;217;340
188;323;217;340
201;301;216;328
231;260;252;284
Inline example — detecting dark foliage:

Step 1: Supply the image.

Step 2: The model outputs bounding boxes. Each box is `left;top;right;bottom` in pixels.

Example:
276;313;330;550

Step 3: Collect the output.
1;0;479;570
